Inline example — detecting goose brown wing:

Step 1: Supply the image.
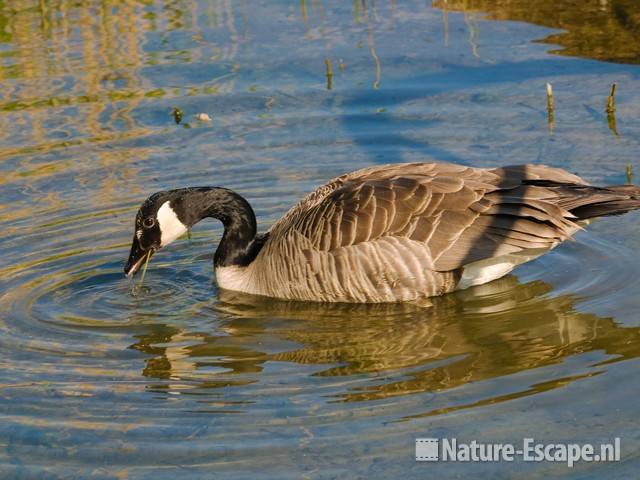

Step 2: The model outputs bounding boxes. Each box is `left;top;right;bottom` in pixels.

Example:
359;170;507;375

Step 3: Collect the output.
271;162;584;272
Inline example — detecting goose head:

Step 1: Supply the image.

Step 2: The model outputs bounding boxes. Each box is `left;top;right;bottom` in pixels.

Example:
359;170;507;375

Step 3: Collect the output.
124;191;189;277
124;187;259;278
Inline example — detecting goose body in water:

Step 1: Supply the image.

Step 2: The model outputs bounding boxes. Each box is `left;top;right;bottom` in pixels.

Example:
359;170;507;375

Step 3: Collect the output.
125;162;640;303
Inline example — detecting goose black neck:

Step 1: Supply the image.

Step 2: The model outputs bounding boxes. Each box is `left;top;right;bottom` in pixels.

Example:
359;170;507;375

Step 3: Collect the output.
177;187;261;267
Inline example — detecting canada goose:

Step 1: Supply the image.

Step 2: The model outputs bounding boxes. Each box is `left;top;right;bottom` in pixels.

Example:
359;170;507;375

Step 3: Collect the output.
124;162;640;303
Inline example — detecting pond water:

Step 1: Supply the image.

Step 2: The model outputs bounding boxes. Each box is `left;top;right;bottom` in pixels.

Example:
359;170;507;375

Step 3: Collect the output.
1;1;639;478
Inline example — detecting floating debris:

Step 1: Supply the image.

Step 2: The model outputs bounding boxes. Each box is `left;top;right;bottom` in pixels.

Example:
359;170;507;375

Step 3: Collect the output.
172;107;183;124
195;112;211;122
338;59;345;72
265;97;275;110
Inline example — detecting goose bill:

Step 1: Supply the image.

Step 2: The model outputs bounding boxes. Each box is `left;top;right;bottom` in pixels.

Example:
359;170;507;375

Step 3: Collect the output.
124;239;154;277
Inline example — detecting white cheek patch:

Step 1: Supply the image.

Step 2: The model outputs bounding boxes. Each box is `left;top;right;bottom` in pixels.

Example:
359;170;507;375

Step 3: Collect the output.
157;201;188;247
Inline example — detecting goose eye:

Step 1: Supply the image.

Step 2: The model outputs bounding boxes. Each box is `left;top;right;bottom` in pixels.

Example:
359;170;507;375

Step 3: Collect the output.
143;217;156;228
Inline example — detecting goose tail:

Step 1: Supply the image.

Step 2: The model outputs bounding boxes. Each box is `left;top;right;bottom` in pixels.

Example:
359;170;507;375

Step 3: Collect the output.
521;180;640;220
568;184;640;220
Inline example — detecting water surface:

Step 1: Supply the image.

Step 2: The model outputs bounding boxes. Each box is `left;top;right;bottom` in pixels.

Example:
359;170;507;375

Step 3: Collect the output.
1;1;640;478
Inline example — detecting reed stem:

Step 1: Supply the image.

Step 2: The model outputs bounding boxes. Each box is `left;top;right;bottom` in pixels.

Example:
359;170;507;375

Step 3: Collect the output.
606;84;619;135
325;58;333;90
546;83;554;112
139;250;152;287
546;83;554;131
606;83;616;114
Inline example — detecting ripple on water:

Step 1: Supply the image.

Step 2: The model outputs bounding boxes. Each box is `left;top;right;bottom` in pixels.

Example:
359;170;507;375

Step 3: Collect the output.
1;199;636;369
2;0;640;477
0;90;638;476
0;202;215;363
2;191;640;477
516;227;640;314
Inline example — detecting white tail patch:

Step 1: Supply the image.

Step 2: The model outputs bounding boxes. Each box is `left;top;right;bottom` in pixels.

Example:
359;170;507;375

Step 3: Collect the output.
157;201;188;247
456;248;550;291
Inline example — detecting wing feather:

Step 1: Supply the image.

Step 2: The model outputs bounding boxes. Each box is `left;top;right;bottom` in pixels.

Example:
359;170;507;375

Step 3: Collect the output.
267;162;584;279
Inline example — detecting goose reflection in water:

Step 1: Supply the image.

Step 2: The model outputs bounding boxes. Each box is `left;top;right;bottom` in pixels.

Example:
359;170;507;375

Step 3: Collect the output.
127;274;640;417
